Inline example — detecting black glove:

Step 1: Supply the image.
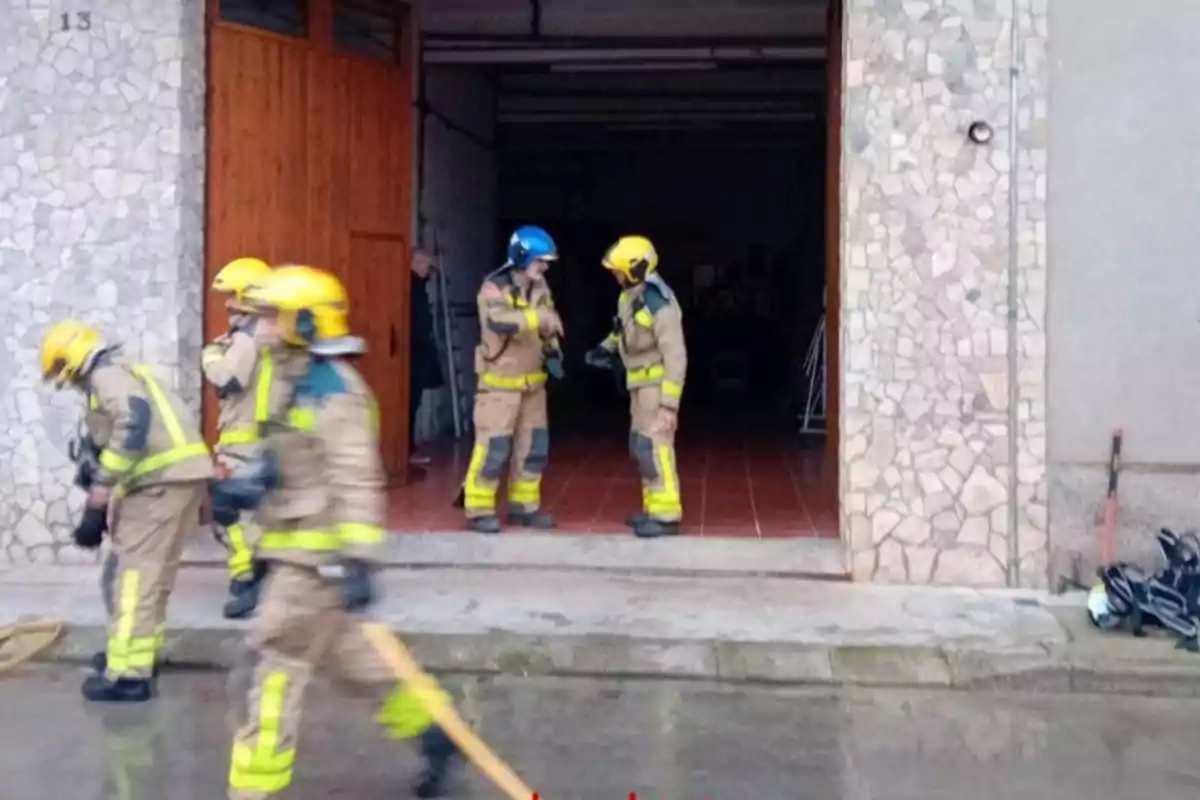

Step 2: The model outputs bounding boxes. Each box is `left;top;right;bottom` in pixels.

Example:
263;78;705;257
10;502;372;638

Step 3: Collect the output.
73;506;108;550
545;353;565;381
321;559;375;612
585;347;617;370
74;458;96;491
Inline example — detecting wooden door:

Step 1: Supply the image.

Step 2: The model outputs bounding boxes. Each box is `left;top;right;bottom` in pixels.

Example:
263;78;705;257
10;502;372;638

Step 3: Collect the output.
204;0;415;485
825;0;843;460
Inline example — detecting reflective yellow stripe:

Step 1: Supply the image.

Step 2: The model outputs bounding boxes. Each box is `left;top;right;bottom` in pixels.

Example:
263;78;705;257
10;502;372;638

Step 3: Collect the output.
229;670;296;793
218;429;257;445
89;393;99;410
634;308;654;328
603;332;619;346
107;569;158;675
258;524;383;553
647;445;682;519
99;449;134;473
127;443;209;479
662;380;683;399
522;308;538;329
255;349;274;422
626;364;665;383
131;366;187;445
288;406;316;432
227;523;254;579
509;479;540;507
463;444;496;512
339;523;384;545
481;372;547;390
376;677;448;740
216;350;274;446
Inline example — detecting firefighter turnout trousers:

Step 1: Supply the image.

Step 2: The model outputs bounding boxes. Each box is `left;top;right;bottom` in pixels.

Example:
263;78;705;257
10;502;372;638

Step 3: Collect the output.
629;385;682;522
463;380;550;518
99;482;206;680
227;563;451;799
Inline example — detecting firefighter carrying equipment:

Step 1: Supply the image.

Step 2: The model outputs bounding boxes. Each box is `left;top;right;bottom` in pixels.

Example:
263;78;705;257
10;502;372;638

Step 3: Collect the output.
590;237;688;536
462;251;563;531
40;323;214;701
226;266;461;799
205;260;283;617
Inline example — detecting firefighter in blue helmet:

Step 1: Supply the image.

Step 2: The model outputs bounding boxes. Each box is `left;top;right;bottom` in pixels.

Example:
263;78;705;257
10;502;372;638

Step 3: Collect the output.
459;225;565;534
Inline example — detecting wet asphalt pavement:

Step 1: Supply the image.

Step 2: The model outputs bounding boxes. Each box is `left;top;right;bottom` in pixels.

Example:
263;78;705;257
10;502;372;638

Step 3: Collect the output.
3;665;1200;800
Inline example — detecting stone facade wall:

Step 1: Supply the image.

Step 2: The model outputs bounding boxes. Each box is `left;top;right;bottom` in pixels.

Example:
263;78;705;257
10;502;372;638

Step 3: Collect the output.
839;0;1049;587
0;0;206;564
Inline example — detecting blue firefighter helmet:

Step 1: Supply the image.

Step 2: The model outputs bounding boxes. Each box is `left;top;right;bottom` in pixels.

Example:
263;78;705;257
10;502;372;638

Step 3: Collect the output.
506;225;558;270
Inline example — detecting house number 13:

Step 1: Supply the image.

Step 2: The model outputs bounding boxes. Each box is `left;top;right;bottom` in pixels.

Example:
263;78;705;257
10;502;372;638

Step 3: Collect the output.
61;11;93;31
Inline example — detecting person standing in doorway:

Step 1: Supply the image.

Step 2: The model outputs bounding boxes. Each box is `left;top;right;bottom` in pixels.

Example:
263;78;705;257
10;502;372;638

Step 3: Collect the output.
459;225;564;534
585;235;688;538
407;248;443;480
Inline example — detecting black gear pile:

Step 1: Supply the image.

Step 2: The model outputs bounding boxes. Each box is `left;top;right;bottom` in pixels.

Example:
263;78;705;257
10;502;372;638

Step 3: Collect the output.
1090;528;1200;652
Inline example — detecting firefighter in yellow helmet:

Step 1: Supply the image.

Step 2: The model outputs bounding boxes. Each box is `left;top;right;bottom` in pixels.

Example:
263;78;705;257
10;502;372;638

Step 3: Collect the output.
220;265;461;800
585;236;688;537
40;319;213;701
202;257;282;619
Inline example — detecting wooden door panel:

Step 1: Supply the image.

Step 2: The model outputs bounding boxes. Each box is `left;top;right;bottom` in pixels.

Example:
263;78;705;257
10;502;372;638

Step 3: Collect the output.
344;57;412;236
205;2;416;483
346;234;409;483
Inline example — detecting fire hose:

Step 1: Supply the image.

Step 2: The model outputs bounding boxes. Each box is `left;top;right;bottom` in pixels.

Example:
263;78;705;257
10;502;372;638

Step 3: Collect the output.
0;618;66;677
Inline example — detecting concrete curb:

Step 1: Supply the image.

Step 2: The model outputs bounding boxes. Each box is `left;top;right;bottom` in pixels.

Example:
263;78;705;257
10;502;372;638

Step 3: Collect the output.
35;621;1200;697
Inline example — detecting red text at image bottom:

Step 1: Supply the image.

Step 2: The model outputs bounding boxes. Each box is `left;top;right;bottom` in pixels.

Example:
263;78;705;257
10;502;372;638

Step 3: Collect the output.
531;795;717;800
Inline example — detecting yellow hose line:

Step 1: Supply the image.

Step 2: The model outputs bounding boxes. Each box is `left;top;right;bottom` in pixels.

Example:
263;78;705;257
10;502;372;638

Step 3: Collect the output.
0;619;66;677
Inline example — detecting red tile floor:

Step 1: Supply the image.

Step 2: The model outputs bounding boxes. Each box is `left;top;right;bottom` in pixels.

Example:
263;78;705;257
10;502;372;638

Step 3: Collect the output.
388;419;838;539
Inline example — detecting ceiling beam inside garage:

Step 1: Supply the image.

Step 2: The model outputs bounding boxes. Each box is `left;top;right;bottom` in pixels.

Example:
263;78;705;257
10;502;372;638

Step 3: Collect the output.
413;0;828;40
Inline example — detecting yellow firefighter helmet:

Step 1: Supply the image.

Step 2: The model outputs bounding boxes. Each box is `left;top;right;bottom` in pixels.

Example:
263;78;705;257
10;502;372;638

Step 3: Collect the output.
602;235;659;283
212;257;272;311
40;319;106;388
244;265;352;347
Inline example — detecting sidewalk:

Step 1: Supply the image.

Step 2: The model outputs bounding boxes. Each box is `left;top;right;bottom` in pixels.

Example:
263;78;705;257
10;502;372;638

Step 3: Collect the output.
4;563;1200;696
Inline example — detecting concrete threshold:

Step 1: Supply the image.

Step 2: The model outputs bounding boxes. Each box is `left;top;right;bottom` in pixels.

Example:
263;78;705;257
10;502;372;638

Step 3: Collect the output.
181;530;851;579
5;563;1200;696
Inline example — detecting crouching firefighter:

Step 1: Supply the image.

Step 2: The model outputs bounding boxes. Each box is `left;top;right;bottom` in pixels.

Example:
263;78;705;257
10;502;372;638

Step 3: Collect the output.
40;320;214;702
222;265;461;800
203;256;279;619
585;236;688;537
458;225;565;534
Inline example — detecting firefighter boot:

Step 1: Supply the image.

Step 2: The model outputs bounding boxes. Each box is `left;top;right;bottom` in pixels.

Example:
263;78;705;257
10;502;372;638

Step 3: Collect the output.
470;515;502;534
81;673;153;703
627;512;648;529
413;725;462;798
89;652;162;679
223;560;268;619
633;517;680;539
507;509;556;529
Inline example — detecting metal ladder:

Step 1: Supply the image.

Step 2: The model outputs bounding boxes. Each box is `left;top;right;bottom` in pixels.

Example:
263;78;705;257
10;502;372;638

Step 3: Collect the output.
430;227;474;438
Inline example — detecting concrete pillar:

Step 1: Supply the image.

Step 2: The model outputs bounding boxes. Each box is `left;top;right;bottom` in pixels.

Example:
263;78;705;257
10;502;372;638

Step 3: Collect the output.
838;0;1049;587
0;0;206;565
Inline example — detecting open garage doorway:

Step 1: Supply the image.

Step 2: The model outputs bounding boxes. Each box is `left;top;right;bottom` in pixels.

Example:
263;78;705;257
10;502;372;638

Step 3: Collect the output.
393;0;841;541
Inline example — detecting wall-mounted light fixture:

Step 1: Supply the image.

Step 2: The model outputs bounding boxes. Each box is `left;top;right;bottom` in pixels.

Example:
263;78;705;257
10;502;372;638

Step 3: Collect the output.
967;121;994;145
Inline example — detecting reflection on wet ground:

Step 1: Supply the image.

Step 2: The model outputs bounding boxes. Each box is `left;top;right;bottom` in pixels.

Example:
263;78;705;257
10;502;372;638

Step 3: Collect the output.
3;666;1200;799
